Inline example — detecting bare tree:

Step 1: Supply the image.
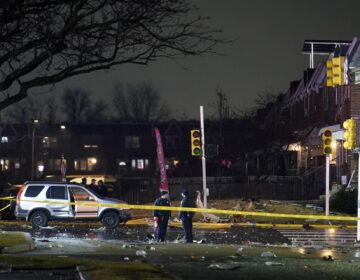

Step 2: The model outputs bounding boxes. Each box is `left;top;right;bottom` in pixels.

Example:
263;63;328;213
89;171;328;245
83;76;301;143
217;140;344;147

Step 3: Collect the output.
4;97;43;123
44;96;58;124
254;91;280;109
86;99;108;122
113;82;171;121
0;1;223;111
215;87;230;120
61;88;92;123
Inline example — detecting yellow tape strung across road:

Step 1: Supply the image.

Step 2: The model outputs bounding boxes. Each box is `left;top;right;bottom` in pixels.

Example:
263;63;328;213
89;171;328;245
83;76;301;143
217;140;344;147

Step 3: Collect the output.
0;204;10;212
0;196;359;221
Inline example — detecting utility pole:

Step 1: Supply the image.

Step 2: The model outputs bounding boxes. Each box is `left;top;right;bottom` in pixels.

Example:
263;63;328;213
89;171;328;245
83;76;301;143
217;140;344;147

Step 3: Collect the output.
31;119;39;180
322;128;332;216
200;106;207;208
325;155;330;216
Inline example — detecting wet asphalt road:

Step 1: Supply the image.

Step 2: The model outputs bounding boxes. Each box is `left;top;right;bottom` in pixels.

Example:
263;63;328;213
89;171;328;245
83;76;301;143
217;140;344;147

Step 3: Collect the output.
0;221;290;245
2;221;360;280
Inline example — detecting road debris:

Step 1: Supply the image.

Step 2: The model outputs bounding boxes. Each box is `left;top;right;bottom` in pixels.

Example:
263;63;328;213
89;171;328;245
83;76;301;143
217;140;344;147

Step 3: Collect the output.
265;261;284;266
261;251;277;258
135;250;147;257
208;263;241;270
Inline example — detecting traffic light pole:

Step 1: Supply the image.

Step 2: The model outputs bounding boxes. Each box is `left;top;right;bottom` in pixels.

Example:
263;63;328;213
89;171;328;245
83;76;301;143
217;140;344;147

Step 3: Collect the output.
200;106;207;208
325;155;330;216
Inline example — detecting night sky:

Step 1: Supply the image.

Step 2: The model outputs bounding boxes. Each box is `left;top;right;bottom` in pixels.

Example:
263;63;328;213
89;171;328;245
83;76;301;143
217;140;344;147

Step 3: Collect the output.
48;0;360;119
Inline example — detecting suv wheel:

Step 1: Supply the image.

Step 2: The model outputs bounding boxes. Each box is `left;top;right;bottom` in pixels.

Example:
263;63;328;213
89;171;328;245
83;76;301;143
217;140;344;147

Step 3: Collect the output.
102;211;120;229
30;210;48;228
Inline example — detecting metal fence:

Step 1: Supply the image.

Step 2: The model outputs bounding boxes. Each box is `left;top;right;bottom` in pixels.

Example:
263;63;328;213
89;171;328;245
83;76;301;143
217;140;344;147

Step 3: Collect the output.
116;175;315;204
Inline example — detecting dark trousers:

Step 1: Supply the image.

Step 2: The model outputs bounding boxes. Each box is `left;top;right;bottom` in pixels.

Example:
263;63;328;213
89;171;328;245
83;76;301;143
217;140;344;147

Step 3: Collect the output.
181;216;193;243
155;216;169;242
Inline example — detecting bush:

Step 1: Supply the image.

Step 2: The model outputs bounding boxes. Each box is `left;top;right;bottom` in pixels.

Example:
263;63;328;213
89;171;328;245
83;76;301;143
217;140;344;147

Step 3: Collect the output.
330;188;357;214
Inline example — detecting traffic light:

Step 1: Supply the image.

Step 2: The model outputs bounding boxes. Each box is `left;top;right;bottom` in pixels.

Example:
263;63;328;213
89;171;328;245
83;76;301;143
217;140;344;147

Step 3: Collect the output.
326;56;346;87
323;129;332;155
190;129;202;156
343;118;357;150
326;59;333;87
332;56;345;86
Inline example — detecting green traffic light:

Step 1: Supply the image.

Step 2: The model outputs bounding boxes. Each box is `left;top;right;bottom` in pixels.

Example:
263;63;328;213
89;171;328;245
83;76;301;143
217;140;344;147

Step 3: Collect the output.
193;147;201;155
324;147;332;154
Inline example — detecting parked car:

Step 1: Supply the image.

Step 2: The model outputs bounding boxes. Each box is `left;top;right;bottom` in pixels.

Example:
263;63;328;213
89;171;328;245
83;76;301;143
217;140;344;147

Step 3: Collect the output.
15;181;131;229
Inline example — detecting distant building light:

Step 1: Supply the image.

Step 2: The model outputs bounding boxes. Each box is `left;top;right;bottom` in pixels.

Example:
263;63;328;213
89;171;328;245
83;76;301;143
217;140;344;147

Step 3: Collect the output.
1;137;8;143
285;143;301;152
60;125;66;130
89;157;97;164
84;145;99;148
137;159;144;170
14;162;20;169
37;165;44;172
119;161;126;166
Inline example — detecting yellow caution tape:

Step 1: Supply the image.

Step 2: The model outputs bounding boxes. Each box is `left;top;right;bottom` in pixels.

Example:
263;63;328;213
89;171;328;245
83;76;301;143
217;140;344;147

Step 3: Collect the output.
0;197;15;201
0;196;359;222
0;204;10;212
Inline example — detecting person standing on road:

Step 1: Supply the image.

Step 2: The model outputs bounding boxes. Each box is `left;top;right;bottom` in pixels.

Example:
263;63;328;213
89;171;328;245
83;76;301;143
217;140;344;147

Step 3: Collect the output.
97;180;107;196
88;179;97;191
81;177;87;186
179;190;194;243
153;190;171;242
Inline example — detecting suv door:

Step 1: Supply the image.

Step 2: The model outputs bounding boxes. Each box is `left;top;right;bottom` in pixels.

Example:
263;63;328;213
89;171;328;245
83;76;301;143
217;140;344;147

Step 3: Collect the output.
69;186;98;218
45;185;72;218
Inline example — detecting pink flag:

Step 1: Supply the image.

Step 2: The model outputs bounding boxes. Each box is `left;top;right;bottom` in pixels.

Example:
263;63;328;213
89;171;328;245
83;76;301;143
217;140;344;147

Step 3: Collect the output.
154;128;168;192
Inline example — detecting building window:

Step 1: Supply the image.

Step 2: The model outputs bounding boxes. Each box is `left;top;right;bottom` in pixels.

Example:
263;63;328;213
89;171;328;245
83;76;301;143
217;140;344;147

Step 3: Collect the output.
117;159;127;167
84;144;99;149
125;136;140;149
131;159;149;170
48;158;66;171
43;137;57;148
1;137;8;143
0;159;10;171
74;157;97;171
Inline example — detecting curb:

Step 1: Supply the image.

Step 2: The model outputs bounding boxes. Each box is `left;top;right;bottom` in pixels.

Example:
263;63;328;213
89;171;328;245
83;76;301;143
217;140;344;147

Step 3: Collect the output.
1;232;36;253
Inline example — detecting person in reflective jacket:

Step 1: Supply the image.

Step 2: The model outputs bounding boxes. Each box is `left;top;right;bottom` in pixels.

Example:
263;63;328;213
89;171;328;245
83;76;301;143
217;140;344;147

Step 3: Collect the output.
179;190;194;243
153;190;171;242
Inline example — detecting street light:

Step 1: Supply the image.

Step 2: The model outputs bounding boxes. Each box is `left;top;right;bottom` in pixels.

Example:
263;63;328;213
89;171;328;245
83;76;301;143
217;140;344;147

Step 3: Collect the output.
31;119;39;180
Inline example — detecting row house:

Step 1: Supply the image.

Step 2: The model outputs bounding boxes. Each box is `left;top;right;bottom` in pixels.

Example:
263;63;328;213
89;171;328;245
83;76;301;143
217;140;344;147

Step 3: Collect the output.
280;38;360;189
